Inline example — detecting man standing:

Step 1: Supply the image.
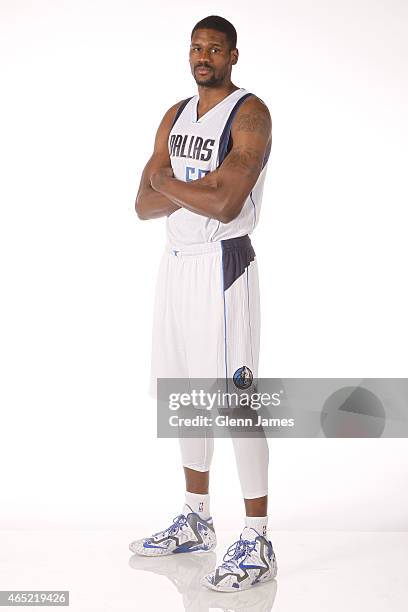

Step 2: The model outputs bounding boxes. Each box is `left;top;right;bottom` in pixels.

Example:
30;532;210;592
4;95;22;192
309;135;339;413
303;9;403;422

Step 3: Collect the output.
130;15;277;592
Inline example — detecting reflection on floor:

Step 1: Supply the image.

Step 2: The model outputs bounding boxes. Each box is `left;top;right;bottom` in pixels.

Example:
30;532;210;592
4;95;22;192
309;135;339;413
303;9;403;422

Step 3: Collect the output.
129;550;277;611
0;530;407;611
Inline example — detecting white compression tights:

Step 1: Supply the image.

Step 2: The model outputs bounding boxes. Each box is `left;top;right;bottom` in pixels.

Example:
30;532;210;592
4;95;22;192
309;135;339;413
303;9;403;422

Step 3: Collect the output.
179;435;269;499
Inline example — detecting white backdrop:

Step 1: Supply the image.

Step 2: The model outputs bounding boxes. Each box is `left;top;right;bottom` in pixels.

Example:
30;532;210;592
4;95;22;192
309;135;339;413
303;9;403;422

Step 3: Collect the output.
0;0;407;532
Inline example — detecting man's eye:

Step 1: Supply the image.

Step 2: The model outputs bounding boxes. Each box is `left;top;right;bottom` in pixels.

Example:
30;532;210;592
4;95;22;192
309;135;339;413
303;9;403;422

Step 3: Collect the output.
211;49;219;53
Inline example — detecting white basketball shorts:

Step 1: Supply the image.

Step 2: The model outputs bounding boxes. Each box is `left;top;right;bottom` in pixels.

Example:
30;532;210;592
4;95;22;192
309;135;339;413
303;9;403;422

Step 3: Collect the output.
149;234;260;398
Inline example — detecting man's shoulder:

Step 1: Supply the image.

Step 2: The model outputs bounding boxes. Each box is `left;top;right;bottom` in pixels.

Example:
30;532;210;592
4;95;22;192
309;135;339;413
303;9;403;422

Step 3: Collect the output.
161;96;195;125
232;93;272;136
158;97;193;132
169;96;195;113
239;93;271;118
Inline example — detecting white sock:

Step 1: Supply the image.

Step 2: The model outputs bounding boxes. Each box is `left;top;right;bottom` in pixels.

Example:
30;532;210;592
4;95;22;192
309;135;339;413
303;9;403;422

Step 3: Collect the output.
245;515;268;539
183;491;210;520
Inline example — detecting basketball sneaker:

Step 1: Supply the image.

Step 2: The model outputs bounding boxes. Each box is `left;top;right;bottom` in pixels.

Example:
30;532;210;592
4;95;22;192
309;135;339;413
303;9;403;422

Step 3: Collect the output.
200;527;277;592
129;504;216;556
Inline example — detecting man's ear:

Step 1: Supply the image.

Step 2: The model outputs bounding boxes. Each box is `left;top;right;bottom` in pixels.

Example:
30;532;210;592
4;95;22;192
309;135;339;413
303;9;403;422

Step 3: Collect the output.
231;48;239;65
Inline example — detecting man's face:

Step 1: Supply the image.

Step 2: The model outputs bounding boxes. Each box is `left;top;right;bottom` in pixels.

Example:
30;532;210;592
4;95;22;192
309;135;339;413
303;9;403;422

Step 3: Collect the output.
189;28;237;87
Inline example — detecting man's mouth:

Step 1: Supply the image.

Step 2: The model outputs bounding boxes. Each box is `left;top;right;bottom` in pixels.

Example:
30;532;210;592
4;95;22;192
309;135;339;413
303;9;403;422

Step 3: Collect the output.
196;67;212;76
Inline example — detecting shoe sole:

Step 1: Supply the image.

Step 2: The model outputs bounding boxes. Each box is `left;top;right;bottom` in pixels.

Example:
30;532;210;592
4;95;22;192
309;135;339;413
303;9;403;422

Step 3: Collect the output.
129;541;217;556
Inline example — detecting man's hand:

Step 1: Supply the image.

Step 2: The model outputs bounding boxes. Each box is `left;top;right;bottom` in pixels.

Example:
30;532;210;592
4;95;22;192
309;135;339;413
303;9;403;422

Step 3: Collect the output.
150;167;174;192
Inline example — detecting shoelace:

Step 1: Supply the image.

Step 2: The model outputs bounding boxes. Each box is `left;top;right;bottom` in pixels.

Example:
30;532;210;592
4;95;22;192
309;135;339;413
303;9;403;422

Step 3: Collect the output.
221;537;257;569
151;514;188;538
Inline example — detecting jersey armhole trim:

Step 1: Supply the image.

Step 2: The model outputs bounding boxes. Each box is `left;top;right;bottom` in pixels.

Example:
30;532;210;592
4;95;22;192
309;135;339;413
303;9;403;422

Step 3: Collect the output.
170;97;194;131
217;92;254;166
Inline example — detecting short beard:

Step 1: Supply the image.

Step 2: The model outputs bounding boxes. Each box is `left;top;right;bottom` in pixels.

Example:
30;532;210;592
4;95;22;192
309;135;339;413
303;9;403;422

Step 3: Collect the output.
194;71;224;88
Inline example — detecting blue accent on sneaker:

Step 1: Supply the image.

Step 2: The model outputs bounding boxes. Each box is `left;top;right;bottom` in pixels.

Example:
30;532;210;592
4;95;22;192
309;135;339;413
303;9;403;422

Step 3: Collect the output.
143;542;168;549
240;563;263;570
174;543;206;553
221;536;257;570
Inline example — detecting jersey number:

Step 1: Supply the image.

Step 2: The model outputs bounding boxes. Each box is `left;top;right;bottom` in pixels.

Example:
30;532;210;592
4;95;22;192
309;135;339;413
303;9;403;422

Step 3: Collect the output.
186;167;210;182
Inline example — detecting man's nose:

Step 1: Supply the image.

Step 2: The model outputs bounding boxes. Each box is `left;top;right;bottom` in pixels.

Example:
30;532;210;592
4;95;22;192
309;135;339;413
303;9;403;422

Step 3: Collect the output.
197;48;212;63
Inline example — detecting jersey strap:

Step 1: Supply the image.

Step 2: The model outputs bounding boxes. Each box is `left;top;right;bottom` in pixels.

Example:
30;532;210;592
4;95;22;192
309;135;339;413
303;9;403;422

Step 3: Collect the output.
170;97;194;130
217;93;271;169
217;92;254;166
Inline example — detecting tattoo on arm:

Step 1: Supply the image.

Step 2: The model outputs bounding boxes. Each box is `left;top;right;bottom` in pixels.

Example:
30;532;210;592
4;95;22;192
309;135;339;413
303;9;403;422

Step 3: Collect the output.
222;146;262;176
235;110;269;133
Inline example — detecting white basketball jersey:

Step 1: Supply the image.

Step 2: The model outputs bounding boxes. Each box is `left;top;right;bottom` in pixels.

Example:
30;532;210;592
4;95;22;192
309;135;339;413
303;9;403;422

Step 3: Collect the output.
166;87;270;246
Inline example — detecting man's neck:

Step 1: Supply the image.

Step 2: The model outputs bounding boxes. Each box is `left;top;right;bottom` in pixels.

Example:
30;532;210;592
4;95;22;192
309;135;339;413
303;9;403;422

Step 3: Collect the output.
197;83;240;113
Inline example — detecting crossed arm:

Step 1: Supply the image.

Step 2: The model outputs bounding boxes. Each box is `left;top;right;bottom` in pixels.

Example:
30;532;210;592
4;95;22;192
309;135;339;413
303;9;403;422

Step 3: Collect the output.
135;96;272;223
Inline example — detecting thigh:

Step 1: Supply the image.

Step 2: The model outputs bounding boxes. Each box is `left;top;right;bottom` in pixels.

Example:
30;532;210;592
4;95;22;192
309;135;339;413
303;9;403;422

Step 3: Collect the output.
180;250;260;385
224;258;260;382
181;251;225;379
149;252;188;397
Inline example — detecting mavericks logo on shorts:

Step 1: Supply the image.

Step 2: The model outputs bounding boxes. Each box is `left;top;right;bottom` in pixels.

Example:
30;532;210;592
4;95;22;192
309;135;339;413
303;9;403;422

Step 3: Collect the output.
233;366;253;389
